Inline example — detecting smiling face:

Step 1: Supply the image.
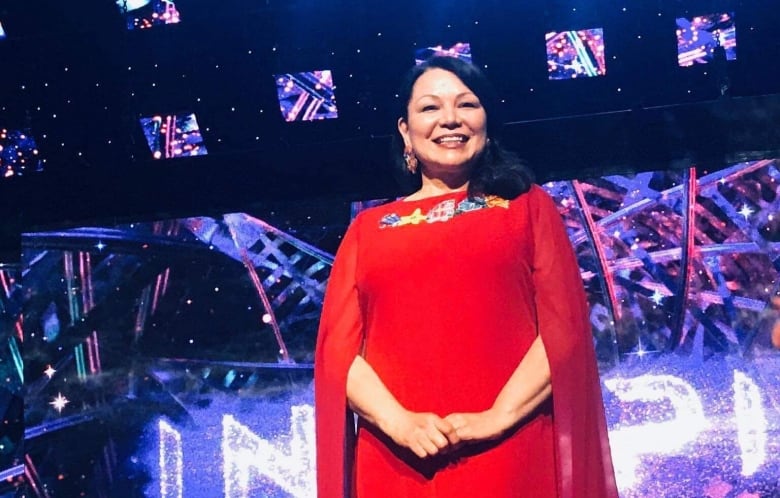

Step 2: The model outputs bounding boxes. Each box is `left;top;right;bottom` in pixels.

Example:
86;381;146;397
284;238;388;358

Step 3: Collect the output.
398;67;488;181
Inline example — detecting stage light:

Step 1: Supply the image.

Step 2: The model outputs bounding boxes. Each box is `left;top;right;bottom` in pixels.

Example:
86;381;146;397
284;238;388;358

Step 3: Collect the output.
139;113;208;160
546;28;606;80
0;21;7;40
274;71;339;122
677;13;736;67
414;42;472;65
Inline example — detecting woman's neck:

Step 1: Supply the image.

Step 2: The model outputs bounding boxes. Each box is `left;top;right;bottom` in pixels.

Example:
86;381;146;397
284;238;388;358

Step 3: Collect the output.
406;178;468;201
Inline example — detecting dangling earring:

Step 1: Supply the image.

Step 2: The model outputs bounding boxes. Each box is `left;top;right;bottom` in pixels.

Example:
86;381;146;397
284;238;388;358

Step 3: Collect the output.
403;145;418;174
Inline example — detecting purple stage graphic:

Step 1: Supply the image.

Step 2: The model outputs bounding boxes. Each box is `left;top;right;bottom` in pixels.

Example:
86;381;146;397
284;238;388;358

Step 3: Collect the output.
677;13;737;67
3;160;780;496
274;71;339;122
118;0;181;31
414;43;472;65
0;129;43;179
546;28;607;80
139;113;208;159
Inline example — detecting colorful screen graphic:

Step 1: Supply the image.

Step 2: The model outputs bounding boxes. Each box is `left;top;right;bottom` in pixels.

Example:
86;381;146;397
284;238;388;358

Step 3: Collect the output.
546;28;606;80
117;0;181;30
5;160;780;496
414;42;472;65
677;13;736;67
274;71;339;122
0;266;23;479
1;129;43;179
139;113;208;159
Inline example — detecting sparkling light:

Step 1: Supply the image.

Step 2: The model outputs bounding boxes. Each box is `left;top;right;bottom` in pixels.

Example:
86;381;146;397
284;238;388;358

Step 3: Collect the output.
159;419;183;498
604;375;708;490
650;289;665;305
43;365;56;378
49;393;70;413
222;406;315;498
634;340;648;358
738;204;754;220
732;371;767;476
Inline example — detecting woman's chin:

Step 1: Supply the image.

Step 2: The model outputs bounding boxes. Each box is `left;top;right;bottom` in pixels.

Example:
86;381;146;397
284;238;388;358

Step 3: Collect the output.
424;158;478;175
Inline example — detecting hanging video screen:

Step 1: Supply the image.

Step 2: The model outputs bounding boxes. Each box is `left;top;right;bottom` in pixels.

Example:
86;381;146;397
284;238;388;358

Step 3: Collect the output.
139;113;208;160
1;129;43;179
117;0;181;30
546;28;607;80
274;71;339;122
414;42;472;65
676;12;737;67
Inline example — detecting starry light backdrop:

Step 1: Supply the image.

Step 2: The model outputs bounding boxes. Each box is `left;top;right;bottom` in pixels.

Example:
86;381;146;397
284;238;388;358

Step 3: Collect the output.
0;0;779;496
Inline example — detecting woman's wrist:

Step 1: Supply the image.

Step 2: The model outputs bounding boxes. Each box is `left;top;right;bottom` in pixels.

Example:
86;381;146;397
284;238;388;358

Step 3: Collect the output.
488;404;521;434
375;404;408;437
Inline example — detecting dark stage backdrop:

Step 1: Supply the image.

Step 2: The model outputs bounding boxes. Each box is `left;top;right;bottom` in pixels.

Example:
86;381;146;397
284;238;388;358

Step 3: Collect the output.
2;159;778;497
2;0;780;230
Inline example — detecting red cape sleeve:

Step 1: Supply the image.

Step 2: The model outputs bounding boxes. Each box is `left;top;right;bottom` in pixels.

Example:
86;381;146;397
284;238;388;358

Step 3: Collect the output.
315;215;365;498
528;185;619;498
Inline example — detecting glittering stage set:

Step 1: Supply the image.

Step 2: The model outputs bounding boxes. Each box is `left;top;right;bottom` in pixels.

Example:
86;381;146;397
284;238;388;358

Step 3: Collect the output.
0;160;776;497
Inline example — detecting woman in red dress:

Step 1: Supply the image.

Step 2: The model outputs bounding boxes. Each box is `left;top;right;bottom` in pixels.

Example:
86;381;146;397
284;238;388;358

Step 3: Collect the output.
315;56;619;498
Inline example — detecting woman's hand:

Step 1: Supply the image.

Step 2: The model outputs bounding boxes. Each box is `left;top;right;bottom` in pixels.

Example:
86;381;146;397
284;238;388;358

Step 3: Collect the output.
381;410;460;458
444;408;514;444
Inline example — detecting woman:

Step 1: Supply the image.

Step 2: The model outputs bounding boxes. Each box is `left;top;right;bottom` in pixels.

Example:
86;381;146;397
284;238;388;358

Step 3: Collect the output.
315;56;618;498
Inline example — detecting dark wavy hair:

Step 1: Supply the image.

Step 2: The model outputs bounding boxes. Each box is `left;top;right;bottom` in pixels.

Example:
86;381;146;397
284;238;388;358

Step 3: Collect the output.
393;56;534;200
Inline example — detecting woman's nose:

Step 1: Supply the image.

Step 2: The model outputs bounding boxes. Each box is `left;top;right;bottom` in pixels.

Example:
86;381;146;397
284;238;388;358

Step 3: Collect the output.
438;105;460;128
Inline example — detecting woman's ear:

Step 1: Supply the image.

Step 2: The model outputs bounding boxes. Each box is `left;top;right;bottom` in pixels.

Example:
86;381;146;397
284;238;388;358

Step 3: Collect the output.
397;117;410;145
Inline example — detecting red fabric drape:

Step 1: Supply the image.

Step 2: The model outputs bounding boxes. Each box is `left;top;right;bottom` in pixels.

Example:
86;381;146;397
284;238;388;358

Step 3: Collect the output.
315;185;618;498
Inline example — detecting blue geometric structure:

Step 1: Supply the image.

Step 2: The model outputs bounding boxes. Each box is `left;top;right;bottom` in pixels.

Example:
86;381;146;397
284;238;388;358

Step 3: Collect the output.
4;159;779;496
542;159;780;364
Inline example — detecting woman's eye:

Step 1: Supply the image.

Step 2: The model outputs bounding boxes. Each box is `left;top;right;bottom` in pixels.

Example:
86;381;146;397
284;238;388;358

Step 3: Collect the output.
460;101;479;108
421;105;437;112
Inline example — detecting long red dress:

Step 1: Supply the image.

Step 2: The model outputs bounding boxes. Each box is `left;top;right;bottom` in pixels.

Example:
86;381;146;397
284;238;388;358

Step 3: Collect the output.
315;185;618;498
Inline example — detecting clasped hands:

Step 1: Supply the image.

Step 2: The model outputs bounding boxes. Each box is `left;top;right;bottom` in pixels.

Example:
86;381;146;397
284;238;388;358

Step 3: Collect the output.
382;407;515;459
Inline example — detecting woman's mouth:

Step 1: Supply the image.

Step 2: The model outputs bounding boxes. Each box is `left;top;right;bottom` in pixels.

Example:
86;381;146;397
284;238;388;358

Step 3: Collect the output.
433;134;469;145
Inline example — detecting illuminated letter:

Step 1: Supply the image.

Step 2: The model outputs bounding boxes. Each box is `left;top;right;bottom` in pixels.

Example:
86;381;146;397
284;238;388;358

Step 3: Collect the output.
159;419;183;498
222;405;316;498
733;371;767;476
604;375;708;490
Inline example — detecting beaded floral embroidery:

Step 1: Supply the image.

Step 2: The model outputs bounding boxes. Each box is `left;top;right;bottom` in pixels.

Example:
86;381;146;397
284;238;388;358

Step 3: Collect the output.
379;195;509;229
